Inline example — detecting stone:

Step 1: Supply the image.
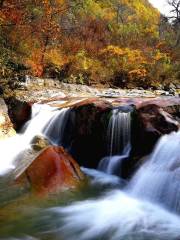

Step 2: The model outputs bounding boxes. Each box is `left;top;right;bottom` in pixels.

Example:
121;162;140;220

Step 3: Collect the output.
66;99;112;168
5;97;32;131
16;146;84;195
31;135;50;151
131;104;179;157
0;98;16;140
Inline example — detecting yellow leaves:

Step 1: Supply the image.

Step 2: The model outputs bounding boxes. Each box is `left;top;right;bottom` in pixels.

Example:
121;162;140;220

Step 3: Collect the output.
69;50;111;83
154;51;168;61
153;50;170;66
154;51;164;61
100;45;125;56
26;49;43;76
25;47;70;77
103;9;116;21
83;0;103;17
56;0;66;4
126;49;146;64
100;45;147;66
80;0;115;20
73;50;93;71
132;0;160;24
45;49;69;67
99;45;151;82
129;68;147;78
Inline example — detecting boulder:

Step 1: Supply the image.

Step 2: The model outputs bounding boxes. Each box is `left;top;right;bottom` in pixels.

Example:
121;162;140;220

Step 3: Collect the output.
65;99;112;168
163;105;180;120
0;98;16;139
5;97;32;131
13;135;51;179
16;146;84;195
131;104;179;158
31;135;50;151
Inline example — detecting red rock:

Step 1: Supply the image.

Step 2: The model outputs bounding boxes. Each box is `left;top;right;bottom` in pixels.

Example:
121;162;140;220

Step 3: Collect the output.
17;146;84;195
131;104;179;157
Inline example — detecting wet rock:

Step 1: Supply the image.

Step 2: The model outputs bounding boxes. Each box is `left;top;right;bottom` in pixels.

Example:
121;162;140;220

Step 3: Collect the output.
31;135;50;151
137;97;180;120
5;97;32;131
66;99;112;168
16;146;84;195
131;104;179;158
0;98;16;139
12;135;51;180
163;105;180;121
169;89;176;96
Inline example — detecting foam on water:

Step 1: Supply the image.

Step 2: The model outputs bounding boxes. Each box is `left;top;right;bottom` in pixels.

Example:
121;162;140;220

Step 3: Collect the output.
81;167;123;187
1;104;180;240
128;131;180;213
0;104;69;175
49;190;180;240
46;131;180;240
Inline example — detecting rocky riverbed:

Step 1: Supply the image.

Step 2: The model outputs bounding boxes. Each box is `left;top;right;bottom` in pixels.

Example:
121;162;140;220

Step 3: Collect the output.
0;83;179;240
6;79;179;102
1;89;179;179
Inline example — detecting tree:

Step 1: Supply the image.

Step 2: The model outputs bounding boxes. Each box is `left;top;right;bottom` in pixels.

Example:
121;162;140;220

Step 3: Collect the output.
167;0;180;46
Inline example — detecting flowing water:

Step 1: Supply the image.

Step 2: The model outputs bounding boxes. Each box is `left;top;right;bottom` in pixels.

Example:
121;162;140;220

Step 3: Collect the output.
0;104;180;240
52;131;180;240
98;109;131;175
107;109;131;156
128;131;180;213
43;108;70;145
0;104;69;175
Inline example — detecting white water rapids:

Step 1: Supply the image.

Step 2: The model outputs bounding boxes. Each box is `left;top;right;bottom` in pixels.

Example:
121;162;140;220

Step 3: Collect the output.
128;131;180;213
0;104;69;175
50;190;180;240
47;131;180;240
0;104;180;240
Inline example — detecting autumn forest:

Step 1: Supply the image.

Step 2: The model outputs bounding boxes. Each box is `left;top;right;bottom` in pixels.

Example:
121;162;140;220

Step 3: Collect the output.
0;0;180;89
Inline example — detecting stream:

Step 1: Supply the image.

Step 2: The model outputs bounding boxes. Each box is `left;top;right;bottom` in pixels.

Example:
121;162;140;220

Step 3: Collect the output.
0;103;180;240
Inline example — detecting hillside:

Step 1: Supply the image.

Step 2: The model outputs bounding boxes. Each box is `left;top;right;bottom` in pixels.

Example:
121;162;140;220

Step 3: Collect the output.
0;0;179;89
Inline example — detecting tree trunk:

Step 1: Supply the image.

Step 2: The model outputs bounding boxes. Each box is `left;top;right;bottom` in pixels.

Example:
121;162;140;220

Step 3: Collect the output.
0;0;5;8
39;36;49;76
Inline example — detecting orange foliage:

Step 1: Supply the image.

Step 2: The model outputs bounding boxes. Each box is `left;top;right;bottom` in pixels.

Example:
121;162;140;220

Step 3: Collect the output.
0;0;178;87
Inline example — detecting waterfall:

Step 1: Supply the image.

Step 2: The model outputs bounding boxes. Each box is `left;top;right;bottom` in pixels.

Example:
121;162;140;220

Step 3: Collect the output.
107;109;131;156
46;131;180;240
21;103;60;140
0;104;70;175
128;131;180;213
98;109;131;175
0;101;180;240
43;107;70;145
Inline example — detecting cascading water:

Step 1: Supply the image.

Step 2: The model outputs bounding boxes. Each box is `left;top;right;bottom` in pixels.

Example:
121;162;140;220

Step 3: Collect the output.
107;109;131;156
49;191;180;240
0;101;180;240
42;107;70;145
128;131;180;213
45;131;180;240
0;103;70;175
98;108;131;175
